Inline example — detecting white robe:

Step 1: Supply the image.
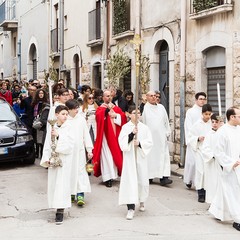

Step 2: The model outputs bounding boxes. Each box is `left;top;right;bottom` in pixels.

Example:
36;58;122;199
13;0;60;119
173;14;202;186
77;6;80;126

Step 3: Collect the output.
188;118;212;190
209;123;240;223
101;114;121;182
142;102;171;179
40;122;74;209
118;121;153;205
184;104;202;185
201;129;222;203
67;114;93;194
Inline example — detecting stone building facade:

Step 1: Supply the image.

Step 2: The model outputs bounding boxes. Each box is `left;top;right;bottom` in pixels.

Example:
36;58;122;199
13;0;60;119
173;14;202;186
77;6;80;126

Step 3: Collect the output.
0;0;238;164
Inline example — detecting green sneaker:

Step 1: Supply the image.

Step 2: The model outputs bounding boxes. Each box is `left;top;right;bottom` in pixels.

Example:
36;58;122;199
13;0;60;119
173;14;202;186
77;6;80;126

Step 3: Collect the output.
71;195;75;203
77;195;85;206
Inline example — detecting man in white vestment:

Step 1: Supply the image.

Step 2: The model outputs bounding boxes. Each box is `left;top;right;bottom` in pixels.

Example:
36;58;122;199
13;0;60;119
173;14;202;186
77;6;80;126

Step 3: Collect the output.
209;106;240;231
188;104;212;202
142;91;172;186
118;106;153;220
183;92;207;189
65;99;93;206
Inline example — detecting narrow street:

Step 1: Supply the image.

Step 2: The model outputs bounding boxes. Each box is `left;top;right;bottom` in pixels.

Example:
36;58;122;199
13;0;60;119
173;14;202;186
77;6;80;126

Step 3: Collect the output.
0;159;239;240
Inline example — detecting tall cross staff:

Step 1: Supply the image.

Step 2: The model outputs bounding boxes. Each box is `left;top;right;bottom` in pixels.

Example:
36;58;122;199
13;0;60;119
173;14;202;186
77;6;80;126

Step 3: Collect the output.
130;34;143;128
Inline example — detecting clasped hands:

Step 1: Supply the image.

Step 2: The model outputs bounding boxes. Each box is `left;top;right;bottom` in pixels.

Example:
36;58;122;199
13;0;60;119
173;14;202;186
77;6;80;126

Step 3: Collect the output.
132;126;139;146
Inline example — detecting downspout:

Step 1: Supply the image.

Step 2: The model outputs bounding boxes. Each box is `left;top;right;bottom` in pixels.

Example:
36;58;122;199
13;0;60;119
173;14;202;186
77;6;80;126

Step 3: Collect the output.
17;39;21;82
59;0;64;78
180;0;186;167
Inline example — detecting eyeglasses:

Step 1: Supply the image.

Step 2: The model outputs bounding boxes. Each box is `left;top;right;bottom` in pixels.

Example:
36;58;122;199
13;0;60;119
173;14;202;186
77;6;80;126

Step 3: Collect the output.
149;95;156;97
156;96;161;98
198;98;206;100
62;93;69;96
88;97;94;100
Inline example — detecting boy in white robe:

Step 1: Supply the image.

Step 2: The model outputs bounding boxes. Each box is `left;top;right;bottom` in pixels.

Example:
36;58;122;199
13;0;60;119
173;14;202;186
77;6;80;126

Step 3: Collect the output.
65;99;93;206
40;105;74;225
209;106;240;231
188;104;212;203
118;106;153;220
201;114;222;203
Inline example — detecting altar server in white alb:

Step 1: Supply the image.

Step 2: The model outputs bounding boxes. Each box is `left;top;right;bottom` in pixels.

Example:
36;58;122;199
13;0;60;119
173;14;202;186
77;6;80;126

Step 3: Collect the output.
65;99;93;207
40;105;74;225
188;104;212;203
142;90;172;186
201;113;223;204
183;92;207;189
209;106;240;232
118;106;153;220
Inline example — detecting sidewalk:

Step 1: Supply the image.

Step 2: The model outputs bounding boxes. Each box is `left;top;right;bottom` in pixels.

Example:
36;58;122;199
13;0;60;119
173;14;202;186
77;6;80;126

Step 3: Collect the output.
171;162;184;178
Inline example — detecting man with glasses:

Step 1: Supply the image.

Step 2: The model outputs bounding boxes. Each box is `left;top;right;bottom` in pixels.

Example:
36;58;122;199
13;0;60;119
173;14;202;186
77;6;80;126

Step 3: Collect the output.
209;106;240;232
142;91;172;186
155;91;161;104
184;92;207;189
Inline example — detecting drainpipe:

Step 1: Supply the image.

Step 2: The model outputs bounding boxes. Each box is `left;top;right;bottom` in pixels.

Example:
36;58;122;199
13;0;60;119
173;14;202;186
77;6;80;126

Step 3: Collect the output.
59;0;64;78
17;39;21;82
180;0;186;167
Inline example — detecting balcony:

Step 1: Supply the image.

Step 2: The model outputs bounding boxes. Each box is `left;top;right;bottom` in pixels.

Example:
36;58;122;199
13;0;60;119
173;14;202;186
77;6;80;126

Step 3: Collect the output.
190;0;233;20
87;7;102;47
112;0;133;39
0;0;18;31
51;28;59;55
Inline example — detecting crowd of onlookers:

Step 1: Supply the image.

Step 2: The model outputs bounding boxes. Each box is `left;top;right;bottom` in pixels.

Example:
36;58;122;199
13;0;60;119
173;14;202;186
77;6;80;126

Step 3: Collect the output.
0;78;138;158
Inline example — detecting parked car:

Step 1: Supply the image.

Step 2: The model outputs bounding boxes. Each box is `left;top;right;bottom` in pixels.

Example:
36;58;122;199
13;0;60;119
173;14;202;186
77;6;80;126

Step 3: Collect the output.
0;97;35;164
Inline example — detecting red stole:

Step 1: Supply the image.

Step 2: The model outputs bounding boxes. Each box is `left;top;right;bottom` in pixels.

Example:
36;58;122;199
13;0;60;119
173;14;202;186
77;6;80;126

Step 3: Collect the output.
93;105;127;177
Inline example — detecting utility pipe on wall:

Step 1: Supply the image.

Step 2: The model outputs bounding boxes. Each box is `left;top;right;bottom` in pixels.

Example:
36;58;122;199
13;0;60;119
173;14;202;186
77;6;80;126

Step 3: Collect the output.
180;0;186;167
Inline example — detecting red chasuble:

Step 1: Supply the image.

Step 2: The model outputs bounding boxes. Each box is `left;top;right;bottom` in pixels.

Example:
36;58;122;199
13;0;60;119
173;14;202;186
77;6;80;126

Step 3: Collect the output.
93;105;127;177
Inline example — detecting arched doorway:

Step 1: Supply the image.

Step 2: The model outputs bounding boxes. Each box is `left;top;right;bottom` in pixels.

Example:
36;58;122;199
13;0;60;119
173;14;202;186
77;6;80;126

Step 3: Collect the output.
29;44;37;80
159;40;169;115
73;54;80;89
92;62;101;89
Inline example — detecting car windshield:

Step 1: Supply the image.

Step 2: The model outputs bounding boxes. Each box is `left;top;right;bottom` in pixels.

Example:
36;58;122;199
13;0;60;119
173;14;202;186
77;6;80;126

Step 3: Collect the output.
0;103;17;121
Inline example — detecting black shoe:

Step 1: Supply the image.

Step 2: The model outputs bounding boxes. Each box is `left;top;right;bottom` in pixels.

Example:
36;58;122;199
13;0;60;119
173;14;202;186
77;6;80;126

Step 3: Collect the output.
186;183;192;189
149;179;153;184
55;213;63;225
198;196;205;203
105;180;112;188
160;177;173;186
233;222;240;231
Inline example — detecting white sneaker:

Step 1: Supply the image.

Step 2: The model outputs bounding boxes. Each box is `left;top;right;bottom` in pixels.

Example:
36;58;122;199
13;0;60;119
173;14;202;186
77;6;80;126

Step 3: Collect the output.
126;209;134;220
139;202;145;212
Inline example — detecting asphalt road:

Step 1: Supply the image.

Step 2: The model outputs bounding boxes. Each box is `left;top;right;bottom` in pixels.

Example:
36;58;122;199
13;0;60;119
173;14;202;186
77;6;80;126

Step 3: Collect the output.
0;159;239;240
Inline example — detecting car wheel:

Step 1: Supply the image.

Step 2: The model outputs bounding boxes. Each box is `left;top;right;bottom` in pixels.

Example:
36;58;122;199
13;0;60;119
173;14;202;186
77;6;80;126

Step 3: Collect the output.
23;151;36;164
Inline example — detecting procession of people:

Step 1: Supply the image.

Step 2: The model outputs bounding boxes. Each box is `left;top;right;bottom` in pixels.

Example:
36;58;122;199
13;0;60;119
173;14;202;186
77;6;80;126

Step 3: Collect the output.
1;79;240;232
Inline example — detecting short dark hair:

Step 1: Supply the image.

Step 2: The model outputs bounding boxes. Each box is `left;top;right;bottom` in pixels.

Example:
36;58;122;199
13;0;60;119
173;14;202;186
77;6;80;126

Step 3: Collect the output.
202;104;212;113
81;85;91;94
128;105;137;114
226;106;239;121
55;105;69;114
57;88;69;96
211;113;218;121
65;99;79;110
195;92;206;100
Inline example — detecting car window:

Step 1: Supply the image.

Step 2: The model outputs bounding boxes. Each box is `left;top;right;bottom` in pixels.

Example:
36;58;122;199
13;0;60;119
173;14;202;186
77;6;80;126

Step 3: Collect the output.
0;103;17;121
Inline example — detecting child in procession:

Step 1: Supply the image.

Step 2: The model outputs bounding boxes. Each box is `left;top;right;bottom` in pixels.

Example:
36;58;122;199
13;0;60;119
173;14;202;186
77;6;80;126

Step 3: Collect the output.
118;106;153;220
65;99;93;206
40;105;74;225
187;104;212;203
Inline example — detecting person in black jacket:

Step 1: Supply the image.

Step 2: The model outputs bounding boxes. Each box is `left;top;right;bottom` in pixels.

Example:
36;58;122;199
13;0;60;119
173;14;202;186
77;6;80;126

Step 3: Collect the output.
110;87;128;113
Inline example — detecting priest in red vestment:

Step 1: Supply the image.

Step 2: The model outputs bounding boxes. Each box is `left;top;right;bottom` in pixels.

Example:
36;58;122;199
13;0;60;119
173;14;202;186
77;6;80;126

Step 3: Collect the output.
93;90;127;187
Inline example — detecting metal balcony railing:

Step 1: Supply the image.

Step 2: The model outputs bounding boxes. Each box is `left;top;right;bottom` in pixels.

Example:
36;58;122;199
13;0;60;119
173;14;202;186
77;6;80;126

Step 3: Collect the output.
190;0;233;13
88;7;101;42
51;28;58;53
0;0;16;25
